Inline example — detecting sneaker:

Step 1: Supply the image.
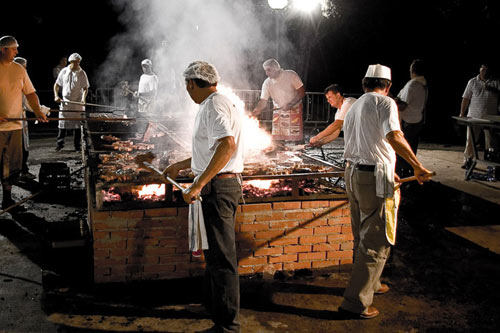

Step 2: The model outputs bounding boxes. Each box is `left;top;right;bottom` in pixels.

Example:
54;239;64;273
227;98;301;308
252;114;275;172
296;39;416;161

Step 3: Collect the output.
19;172;36;181
55;146;64;152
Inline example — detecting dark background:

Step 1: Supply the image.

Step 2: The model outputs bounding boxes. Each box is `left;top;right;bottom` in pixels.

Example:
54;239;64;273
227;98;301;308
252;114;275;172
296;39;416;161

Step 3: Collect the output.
2;0;499;144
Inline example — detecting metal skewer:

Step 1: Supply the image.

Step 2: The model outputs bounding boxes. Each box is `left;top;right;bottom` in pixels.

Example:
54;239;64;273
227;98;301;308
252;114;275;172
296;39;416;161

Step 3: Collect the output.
6;117;135;122
62;100;126;110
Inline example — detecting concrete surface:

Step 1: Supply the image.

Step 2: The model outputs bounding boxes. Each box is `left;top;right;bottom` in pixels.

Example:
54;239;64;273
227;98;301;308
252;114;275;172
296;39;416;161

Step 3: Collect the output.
1;133;500;332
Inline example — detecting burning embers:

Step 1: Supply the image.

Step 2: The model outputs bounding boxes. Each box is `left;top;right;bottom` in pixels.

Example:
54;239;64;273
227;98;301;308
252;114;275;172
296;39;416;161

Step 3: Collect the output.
243;178;344;199
101;184;167;203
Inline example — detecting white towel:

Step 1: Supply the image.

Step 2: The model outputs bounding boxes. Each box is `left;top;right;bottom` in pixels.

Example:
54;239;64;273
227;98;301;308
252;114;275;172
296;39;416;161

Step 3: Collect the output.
188;199;209;252
375;162;395;198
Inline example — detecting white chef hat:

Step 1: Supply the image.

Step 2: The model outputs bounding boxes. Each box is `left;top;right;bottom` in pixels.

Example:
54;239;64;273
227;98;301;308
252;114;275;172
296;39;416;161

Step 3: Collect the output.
68;53;82;62
183;61;220;84
364;64;391;80
141;59;152;66
263;58;281;70
0;35;19;48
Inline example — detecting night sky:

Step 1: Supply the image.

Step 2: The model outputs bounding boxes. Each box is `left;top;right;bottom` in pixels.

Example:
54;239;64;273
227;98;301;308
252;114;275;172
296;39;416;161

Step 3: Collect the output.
2;0;499;143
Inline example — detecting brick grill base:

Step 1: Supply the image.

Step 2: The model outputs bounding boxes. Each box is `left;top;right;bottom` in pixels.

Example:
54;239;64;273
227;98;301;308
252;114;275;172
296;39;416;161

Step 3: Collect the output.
90;200;352;283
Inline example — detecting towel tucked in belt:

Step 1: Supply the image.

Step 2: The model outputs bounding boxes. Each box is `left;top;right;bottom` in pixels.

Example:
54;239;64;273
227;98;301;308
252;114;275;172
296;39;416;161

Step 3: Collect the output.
187;176;208;252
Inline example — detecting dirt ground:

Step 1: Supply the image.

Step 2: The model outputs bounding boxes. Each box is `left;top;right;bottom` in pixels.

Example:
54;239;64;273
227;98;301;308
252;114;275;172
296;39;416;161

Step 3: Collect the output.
1;132;500;332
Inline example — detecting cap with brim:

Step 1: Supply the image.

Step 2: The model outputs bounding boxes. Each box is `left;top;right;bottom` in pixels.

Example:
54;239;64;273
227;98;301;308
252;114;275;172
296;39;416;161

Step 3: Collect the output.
68;53;82;62
141;59;152;66
365;64;391;80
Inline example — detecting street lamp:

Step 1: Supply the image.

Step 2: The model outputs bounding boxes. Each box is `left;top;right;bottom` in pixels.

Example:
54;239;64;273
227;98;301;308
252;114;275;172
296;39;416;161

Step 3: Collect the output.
267;0;288;10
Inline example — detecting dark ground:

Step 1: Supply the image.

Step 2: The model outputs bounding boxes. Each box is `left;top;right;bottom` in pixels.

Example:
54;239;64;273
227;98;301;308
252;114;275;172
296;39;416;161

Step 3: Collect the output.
1;132;500;332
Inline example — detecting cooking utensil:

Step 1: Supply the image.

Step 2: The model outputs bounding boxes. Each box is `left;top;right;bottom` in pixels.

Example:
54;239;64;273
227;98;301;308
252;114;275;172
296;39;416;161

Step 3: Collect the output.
7;117;135;122
62;100;126;110
395;171;436;189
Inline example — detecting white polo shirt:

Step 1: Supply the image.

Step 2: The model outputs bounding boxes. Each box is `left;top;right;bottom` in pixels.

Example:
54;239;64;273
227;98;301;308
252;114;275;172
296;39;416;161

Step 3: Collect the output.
397;76;427;123
463;75;500;119
191;92;244;176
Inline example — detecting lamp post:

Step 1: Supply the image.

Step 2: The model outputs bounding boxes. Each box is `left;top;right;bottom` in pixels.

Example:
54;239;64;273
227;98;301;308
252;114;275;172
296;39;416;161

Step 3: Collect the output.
268;0;288;60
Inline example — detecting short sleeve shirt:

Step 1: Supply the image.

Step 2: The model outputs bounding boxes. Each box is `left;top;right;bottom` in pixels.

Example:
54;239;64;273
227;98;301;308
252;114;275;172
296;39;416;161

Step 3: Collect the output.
191;92;244;175
397;77;427;123
463;75;500;118
260;70;304;108
56;66;90;102
0;62;36;131
334;97;357;121
343;92;401;168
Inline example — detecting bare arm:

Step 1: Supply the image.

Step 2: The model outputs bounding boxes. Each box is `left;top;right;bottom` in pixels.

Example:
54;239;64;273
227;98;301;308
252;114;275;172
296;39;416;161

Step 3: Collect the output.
25;93;48;122
162;157;192;179
183;136;237;204
310;120;343;146
386;130;432;184
82;87;88;103
252;98;269;116
53;83;62;103
459;97;470;117
283;85;306;111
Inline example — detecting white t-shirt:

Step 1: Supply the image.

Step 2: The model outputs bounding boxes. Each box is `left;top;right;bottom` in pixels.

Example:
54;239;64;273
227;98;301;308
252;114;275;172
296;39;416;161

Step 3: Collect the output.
0;62;36;131
334;97;357;121
463;75;500;119
343;92;401;167
260;70;304;108
138;73;158;112
191;92;244;176
397;76;427;123
56;66;89;102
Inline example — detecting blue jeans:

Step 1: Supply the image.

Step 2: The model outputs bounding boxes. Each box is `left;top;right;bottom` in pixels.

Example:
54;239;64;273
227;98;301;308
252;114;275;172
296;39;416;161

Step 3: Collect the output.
201;177;241;332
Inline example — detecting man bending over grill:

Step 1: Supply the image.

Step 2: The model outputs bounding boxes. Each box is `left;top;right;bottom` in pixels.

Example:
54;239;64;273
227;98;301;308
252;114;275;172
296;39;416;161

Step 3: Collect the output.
0;36;47;212
163;61;243;333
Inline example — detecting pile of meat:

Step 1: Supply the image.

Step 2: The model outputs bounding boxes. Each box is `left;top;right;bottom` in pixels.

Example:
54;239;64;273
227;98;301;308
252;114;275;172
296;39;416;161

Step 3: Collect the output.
243;178;344;198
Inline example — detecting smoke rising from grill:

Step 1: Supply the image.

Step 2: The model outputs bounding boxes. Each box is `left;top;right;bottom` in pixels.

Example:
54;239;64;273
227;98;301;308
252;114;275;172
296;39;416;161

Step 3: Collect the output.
97;1;281;114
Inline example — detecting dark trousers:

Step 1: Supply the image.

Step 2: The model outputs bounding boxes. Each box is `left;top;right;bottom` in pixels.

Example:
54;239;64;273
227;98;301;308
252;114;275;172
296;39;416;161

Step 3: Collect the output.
201;177;241;333
21;135;29;174
396;120;423;177
57;128;81;149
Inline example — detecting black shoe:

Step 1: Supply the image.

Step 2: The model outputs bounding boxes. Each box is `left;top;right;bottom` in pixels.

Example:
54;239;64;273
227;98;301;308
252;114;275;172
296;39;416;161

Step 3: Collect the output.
19;172;36;181
55;146;64;152
2;199;27;213
461;158;473;169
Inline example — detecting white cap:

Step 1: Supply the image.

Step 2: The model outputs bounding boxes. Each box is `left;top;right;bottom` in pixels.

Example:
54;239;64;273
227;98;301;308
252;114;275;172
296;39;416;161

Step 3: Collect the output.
68;53;82;62
141;59;152;66
183;61;220;84
263;58;281;70
365;64;391;80
0;35;19;48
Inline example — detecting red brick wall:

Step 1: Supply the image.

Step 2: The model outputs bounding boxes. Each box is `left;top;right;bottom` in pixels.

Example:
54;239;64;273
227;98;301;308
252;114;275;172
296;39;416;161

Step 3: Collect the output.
91;200;352;283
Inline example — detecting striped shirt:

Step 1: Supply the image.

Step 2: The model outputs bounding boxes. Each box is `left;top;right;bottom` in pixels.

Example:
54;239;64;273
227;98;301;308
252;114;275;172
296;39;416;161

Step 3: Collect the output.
463;75;500;119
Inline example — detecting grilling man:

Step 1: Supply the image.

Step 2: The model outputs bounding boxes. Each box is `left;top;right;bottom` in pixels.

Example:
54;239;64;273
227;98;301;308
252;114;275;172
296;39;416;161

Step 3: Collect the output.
252;59;305;142
340;64;433;319
163;61;243;332
0;36;47;212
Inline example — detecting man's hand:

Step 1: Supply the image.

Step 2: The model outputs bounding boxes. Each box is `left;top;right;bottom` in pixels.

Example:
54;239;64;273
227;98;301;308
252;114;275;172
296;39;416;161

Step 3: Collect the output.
309;136;323;147
182;182;203;204
0;117;7;123
251;108;261;117
54;96;62;104
413;165;434;185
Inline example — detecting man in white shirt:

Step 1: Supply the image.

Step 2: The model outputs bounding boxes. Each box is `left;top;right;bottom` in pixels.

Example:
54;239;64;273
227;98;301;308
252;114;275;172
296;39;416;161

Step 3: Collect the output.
459;63;500;168
395;59;428;177
136;58;158;113
163;61;243;332
340;64;432;319
252;59;305;142
309;84;357;147
54;52;89;151
0;36;47;212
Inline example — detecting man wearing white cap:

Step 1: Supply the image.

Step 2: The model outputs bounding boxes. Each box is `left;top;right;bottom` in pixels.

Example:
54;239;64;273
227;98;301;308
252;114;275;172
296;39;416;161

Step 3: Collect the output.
0;35;47;212
163;61;243;332
252;58;305;142
53;52;89;151
135;58;158;113
340;64;433;319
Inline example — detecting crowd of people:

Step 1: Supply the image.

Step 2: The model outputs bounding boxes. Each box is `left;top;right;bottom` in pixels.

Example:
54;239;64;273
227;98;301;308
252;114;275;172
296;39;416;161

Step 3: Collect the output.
2;32;498;331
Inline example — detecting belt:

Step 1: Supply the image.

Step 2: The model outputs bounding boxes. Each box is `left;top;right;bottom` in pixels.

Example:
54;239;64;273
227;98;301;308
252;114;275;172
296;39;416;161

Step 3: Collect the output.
214;173;239;179
347;162;375;172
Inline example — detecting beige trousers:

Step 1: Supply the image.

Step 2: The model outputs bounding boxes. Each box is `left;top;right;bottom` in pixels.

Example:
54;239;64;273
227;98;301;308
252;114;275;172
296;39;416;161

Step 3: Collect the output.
341;165;391;313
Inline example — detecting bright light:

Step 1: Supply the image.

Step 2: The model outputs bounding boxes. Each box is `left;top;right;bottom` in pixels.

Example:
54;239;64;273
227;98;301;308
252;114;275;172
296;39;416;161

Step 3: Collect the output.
292;0;321;13
268;0;288;10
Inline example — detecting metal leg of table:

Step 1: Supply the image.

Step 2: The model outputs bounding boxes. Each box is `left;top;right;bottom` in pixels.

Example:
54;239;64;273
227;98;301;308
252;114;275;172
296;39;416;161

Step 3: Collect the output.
465;125;479;181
